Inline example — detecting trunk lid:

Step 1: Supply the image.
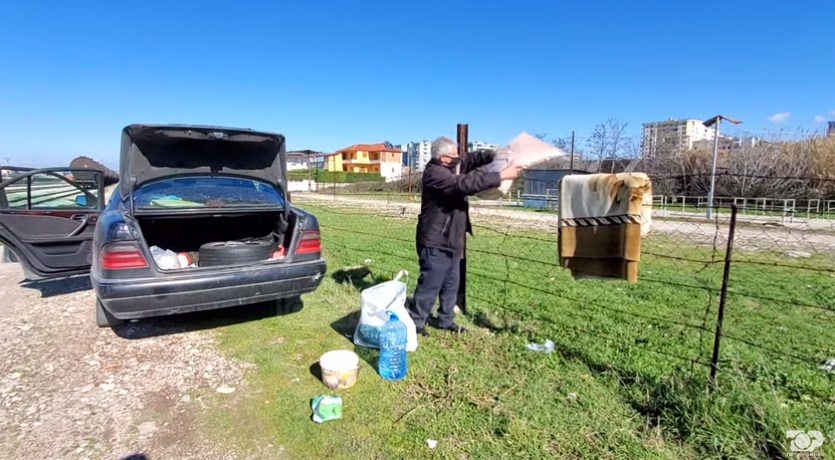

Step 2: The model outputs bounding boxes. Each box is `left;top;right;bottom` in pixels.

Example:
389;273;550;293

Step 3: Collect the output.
120;124;287;199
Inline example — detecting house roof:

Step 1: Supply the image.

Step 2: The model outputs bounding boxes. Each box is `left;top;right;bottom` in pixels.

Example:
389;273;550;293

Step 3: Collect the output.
287;149;326;159
335;143;401;154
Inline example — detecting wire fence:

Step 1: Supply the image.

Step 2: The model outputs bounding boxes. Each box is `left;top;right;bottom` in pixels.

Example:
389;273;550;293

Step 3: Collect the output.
291;172;835;404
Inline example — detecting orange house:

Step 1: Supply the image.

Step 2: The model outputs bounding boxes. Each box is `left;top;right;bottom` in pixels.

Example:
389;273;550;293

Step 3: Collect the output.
326;143;402;176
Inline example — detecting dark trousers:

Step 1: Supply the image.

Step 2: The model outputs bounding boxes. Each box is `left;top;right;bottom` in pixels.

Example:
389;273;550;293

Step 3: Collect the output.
408;244;460;328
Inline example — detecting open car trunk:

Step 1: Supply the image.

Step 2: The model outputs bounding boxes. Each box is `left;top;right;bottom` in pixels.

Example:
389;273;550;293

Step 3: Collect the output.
136;210;297;269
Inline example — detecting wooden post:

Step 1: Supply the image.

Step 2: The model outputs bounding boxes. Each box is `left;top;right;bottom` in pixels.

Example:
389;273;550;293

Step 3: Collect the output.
456;123;469;314
709;205;738;389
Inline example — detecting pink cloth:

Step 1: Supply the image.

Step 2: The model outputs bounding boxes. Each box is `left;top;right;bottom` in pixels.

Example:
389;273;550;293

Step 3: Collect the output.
475;132;567;199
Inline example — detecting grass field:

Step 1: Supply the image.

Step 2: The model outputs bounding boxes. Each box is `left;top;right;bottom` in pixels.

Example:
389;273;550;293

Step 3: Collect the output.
209;199;835;459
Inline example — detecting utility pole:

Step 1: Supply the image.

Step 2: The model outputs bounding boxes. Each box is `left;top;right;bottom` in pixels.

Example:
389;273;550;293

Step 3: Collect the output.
703;115;742;220
306;152;312;192
407;144;414;199
569;131;575;174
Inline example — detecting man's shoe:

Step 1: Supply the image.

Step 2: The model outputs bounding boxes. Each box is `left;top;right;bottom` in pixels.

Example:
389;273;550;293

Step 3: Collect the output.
416;326;430;337
436;323;466;334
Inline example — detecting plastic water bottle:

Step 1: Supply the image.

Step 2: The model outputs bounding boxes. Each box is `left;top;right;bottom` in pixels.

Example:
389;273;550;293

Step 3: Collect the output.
379;311;407;380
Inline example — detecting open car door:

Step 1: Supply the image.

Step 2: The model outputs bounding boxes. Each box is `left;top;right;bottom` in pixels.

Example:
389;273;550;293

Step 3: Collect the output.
0;167;104;279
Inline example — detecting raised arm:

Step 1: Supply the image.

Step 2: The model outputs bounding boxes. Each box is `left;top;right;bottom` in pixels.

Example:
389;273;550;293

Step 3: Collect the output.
425;167;502;196
462;149;497;173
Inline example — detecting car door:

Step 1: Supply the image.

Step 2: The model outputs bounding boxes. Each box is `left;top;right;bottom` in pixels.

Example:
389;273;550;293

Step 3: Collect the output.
0;167;104;278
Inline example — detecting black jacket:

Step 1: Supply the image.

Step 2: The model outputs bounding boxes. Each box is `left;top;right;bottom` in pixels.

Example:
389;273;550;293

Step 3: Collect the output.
416;150;502;252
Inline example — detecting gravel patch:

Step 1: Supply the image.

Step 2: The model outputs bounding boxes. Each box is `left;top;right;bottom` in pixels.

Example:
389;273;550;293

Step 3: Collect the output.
0;263;274;459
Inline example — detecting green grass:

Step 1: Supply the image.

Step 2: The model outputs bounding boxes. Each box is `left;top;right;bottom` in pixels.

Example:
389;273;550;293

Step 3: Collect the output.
326;191;419;202
209;199;835;459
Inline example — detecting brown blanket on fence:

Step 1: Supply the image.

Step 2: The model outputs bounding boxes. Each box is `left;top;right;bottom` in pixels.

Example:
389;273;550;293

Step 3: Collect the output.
558;173;652;282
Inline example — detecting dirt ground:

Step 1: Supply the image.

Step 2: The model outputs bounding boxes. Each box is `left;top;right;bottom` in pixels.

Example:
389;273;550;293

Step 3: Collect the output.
0;263;279;460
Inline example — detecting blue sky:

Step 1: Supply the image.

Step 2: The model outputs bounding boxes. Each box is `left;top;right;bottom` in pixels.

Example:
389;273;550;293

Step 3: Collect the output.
1;0;833;168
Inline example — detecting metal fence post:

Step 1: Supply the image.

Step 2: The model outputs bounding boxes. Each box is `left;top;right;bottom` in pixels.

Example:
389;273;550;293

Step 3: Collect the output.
457;123;469;315
709;204;738;388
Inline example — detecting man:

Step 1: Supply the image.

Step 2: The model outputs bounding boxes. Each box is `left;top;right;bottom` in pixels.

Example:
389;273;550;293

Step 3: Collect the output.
407;136;522;335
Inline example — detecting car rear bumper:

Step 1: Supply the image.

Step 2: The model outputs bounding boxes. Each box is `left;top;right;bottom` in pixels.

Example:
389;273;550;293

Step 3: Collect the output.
92;259;327;319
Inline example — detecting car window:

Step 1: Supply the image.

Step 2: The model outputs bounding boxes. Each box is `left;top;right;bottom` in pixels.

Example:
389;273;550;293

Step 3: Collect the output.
133;176;285;209
1;170;99;210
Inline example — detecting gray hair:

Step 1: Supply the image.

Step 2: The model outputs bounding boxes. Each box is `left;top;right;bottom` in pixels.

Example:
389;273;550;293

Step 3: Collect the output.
430;136;457;160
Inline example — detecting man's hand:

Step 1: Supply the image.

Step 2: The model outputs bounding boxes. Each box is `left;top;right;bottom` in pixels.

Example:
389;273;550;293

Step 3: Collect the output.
499;159;523;181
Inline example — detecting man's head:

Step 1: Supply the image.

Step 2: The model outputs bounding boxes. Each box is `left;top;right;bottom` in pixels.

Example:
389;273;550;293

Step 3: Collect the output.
430;136;459;166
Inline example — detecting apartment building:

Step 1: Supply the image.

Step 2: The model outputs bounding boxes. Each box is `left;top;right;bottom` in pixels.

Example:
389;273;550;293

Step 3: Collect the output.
468;141;499;151
401;140;432;172
641;118;716;158
400;139;500;172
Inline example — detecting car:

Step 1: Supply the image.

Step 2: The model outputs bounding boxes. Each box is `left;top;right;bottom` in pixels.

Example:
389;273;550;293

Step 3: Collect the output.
0;124;328;327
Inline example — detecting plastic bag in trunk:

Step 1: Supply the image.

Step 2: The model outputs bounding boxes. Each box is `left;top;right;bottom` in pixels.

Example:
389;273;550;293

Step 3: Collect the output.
474;132;567;199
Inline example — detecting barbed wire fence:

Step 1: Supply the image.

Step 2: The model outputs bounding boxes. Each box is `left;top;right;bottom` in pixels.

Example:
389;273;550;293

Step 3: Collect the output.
292;171;835;403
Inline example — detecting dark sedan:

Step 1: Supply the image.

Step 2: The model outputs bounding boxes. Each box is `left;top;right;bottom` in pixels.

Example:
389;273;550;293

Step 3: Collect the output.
0;124;327;327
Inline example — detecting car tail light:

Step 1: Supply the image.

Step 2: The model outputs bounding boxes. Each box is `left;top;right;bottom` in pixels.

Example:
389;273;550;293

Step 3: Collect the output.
296;230;321;254
100;243;148;269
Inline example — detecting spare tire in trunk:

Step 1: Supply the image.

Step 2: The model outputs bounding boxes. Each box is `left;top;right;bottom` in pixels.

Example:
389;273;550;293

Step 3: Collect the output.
135;211;295;268
198;239;277;267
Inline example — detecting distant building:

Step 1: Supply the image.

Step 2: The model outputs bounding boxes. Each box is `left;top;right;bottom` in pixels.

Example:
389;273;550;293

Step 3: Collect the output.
286;150;325;171
828;121;835;137
468;141;499;151
641;118;716;158
401;140;432;172
325;143;402;181
521;168;593;210
692;135;764;155
399;139;500;173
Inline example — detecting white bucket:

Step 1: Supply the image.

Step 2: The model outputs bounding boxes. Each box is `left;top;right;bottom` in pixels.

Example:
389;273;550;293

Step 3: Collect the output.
319;350;360;390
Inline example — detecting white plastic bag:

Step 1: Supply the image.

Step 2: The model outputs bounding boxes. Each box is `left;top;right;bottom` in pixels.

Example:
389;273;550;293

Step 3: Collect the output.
149;245;181;270
474;131;567;199
353;270;418;352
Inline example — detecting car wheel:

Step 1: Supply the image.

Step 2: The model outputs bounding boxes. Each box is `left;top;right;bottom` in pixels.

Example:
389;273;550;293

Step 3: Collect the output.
198;239;277;267
96;298;125;328
274;296;304;315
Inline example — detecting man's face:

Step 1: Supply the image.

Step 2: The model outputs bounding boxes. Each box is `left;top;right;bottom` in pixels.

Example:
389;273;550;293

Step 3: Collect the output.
439;146;459;166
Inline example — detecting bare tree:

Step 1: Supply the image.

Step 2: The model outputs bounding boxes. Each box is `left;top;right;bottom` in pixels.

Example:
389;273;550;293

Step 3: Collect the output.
605;118;629;172
586;123;608;173
552;137;570;151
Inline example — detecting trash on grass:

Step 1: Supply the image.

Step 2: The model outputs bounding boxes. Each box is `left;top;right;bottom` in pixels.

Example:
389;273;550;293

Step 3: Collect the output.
426;439;438;449
819;358;835;373
311;395;343;423
526;339;555;353
216;385;236;394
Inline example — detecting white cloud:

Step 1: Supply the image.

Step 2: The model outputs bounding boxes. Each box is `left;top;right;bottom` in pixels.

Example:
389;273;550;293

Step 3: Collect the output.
830;109;835;117
815;115;827;123
769;112;791;123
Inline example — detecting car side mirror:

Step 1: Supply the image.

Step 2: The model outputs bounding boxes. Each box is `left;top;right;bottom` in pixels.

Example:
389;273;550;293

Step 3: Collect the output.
75;195;88;207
